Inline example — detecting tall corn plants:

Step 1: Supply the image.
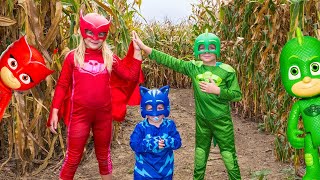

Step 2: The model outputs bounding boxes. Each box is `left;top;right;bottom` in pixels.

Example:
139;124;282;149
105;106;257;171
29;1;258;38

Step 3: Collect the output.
138;21;194;88
0;0;140;176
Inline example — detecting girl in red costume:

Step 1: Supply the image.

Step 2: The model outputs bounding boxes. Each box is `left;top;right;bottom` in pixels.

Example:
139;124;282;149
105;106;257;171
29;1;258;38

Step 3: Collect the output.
48;11;142;180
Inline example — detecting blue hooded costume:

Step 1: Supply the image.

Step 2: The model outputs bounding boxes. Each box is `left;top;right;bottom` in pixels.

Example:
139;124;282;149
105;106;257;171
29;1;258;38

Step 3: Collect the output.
130;85;182;180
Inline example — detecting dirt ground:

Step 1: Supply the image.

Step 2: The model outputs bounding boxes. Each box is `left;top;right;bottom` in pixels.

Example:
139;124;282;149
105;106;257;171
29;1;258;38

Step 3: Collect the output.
1;88;298;180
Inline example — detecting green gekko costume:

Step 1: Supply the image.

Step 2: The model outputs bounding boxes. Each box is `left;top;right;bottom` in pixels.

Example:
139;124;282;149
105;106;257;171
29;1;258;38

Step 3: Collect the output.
148;30;242;180
280;28;320;180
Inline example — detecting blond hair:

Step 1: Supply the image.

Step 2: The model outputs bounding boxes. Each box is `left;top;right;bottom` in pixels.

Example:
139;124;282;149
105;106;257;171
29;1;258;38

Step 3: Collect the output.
74;35;113;73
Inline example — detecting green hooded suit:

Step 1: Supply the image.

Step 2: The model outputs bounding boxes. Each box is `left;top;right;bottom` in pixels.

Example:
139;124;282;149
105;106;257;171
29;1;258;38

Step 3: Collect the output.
149;30;242;180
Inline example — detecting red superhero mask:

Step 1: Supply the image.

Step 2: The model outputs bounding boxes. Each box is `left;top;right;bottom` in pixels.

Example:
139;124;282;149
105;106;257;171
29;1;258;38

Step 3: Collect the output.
79;11;111;41
0;36;54;91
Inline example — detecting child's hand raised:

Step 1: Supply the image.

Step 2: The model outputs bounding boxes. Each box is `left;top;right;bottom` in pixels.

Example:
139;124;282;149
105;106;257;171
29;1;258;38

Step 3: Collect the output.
131;31;143;60
132;31;152;55
199;78;220;95
132;31;141;51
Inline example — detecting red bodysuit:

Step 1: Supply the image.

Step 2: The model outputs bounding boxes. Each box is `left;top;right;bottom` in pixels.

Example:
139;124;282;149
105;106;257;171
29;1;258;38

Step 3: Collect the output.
51;47;141;179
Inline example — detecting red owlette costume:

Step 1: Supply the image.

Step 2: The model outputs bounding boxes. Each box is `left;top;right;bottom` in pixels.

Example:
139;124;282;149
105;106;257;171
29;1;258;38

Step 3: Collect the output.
0;36;53;122
47;11;143;179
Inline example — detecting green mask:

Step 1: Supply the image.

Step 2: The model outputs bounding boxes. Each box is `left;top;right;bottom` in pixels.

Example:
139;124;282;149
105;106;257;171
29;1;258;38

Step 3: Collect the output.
280;28;320;98
194;29;221;59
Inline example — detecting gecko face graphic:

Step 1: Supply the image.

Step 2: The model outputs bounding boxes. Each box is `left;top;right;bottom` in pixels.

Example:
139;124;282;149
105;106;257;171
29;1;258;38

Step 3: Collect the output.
280;30;320;98
196;71;222;86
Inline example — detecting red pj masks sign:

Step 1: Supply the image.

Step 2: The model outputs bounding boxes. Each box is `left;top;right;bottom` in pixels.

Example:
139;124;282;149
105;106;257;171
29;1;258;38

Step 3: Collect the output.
0;36;53;121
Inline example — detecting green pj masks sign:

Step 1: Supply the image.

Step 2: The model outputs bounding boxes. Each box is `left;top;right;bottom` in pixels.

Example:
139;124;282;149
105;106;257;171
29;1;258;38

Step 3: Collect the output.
280;28;320;98
280;28;320;179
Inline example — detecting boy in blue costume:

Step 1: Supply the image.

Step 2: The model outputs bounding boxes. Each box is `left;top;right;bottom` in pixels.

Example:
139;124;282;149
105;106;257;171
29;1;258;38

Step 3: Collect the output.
130;85;182;180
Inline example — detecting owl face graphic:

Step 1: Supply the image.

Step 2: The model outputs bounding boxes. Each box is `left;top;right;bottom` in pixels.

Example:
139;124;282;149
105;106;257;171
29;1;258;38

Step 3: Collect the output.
0;36;53;91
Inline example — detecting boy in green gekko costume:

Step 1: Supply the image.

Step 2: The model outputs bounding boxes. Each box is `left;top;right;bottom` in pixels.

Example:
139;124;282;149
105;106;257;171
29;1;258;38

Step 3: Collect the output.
280;28;320;180
132;30;242;180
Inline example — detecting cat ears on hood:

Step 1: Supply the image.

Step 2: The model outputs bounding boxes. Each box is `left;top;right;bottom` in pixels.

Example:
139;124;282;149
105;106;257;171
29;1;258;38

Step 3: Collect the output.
140;85;170;96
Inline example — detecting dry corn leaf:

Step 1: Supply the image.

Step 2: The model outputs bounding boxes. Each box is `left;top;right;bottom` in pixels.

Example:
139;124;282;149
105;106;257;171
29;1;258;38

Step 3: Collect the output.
0;16;16;26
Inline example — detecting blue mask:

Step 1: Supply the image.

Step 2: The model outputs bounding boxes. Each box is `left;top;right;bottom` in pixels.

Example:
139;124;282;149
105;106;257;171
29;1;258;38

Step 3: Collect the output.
140;85;170;118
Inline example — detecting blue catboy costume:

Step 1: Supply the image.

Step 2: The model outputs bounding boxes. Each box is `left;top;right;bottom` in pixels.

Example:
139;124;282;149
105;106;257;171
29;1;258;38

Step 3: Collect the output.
130;85;182;180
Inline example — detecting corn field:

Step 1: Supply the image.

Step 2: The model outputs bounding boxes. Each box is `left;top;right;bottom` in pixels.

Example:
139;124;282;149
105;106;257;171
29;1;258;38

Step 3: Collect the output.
0;0;319;177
